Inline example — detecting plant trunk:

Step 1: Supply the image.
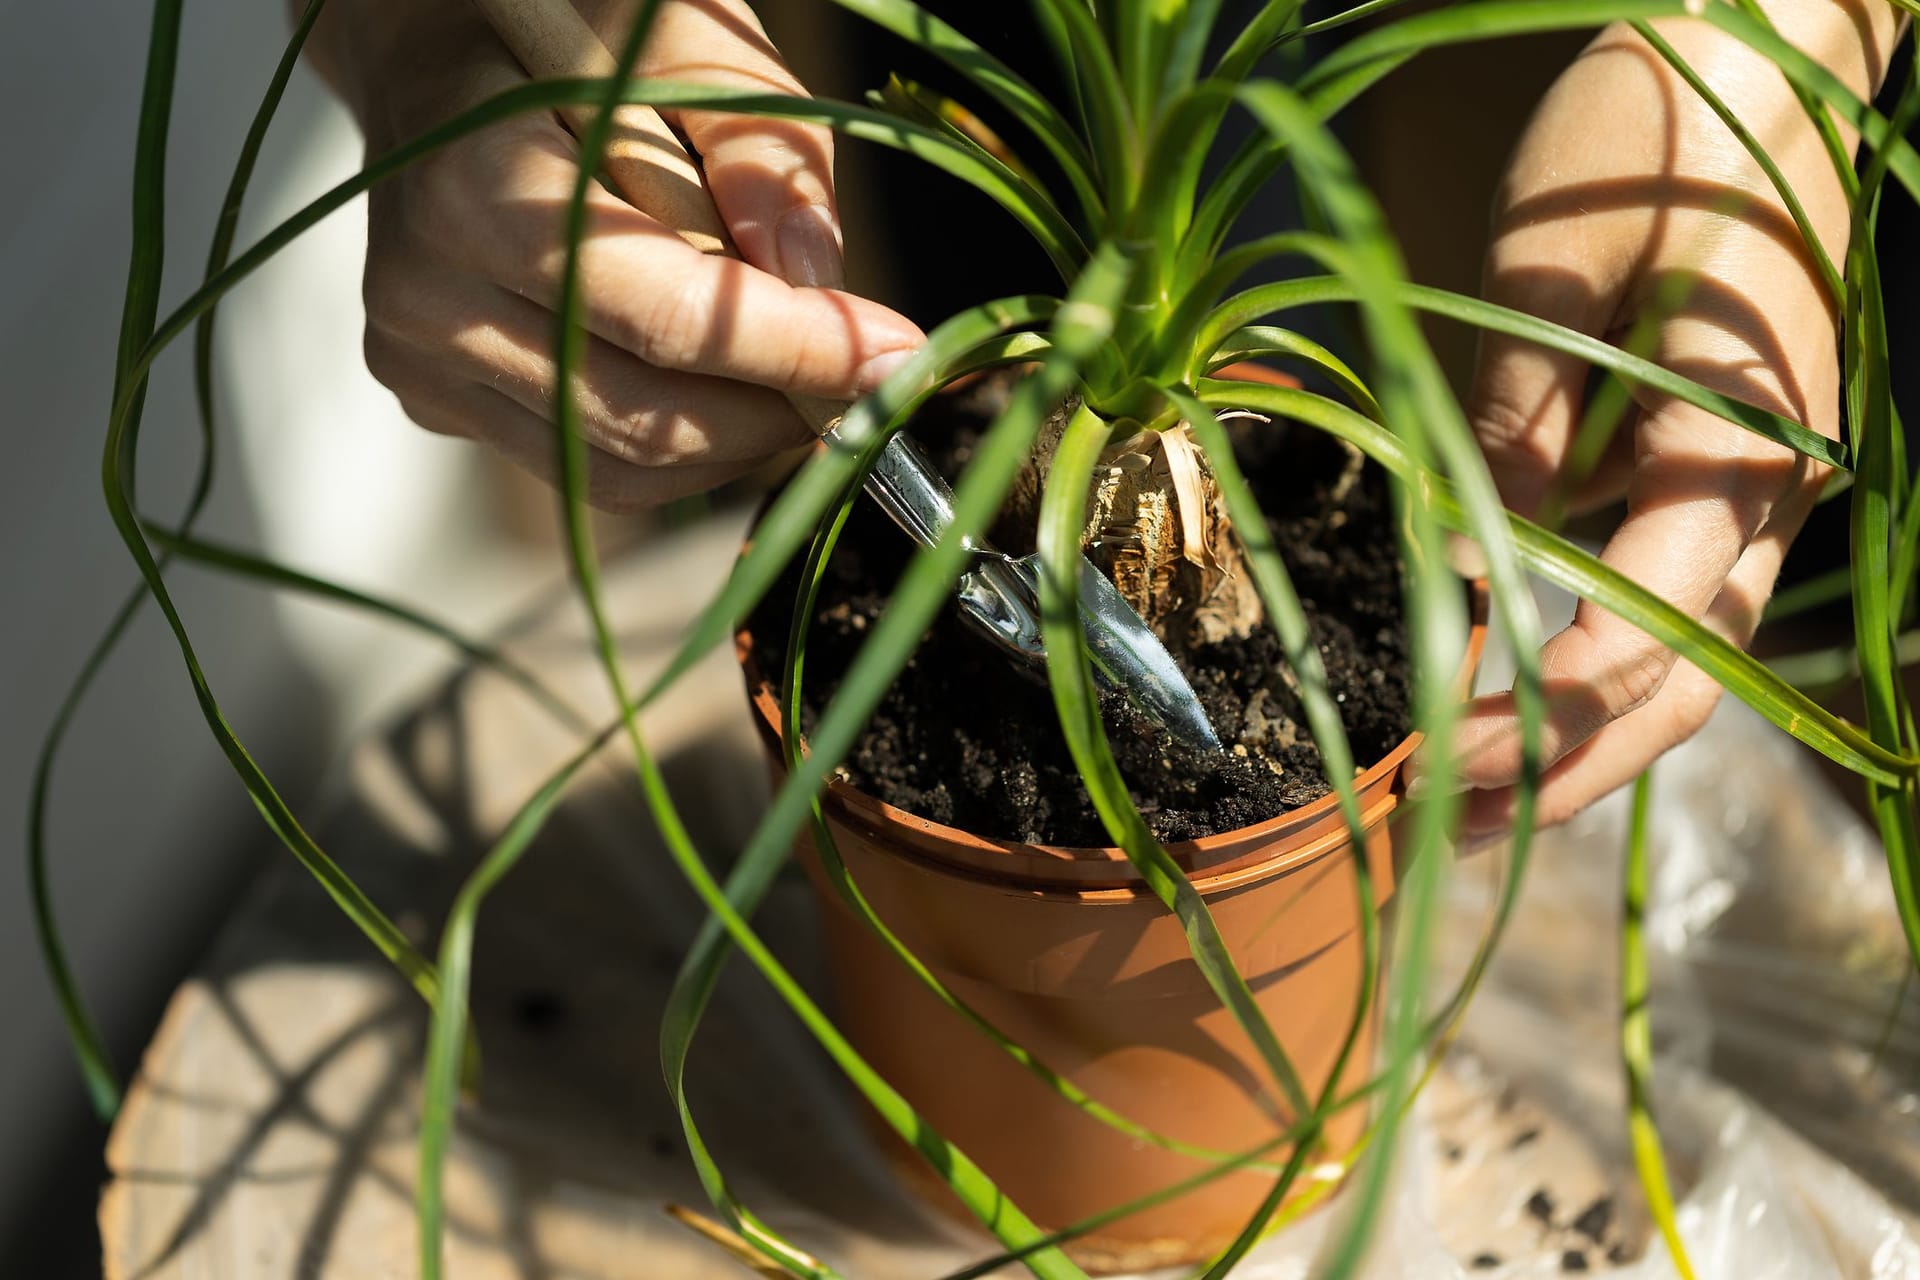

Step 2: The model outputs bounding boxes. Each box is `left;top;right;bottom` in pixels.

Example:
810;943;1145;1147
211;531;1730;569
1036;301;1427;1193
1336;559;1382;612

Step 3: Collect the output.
1000;404;1267;652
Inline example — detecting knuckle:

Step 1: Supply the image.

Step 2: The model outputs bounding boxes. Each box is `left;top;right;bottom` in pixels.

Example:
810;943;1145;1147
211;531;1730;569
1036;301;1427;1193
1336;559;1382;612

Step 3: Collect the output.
399;391;461;439
410;122;561;271
396;143;482;252
1473;390;1550;449
592;488;658;516
1537;791;1588;832
446;125;524;199
1635;404;1803;529
1639;400;1793;473
600;408;679;469
626;274;714;373
773;307;815;391
1603;645;1672;718
363;333;463;440
410;409;462;439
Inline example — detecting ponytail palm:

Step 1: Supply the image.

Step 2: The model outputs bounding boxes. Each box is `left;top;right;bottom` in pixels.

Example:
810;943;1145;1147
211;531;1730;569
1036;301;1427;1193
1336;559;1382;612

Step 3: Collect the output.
37;2;1920;1277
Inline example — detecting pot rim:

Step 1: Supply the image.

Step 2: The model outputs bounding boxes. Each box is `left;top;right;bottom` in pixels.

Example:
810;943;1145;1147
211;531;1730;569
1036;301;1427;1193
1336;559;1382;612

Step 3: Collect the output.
734;361;1489;891
737;578;1488;887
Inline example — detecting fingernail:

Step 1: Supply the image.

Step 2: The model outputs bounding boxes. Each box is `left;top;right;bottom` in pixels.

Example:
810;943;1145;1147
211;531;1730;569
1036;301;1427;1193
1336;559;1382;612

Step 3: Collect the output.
775;203;844;290
854;348;914;395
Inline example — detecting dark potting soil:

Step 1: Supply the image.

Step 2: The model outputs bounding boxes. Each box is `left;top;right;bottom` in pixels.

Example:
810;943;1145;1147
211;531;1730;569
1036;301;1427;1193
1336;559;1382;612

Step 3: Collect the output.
746;373;1412;847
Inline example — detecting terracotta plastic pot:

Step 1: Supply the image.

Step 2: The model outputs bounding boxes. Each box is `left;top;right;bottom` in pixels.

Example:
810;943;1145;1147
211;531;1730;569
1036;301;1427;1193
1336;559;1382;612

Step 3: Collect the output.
734;380;1491;1272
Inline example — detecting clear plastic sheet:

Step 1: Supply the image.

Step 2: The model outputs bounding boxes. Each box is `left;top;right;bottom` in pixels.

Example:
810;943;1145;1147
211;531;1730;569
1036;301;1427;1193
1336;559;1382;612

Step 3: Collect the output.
1156;695;1920;1278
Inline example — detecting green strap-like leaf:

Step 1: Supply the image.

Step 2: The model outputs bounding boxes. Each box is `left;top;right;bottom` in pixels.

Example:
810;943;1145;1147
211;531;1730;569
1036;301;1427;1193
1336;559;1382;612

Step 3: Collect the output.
1275;0;1416;48
34;0;192;1125
1159;0;1229;98
31;0;333;1124
146;526;590;734
1203;326;1381;420
827;0;1103;225
1212;0;1307;83
1034;401;1322;1279
94;0;446;1138
656;249;1136;1280
1621;772;1699;1280
1169;388;1383;1275
421;13;677;1278
1162;229;1323;364
938;1118;1337;1280
121;79;1083;394
1231;80;1494;1280
1202;274;1850;470
1764;566;1852;623
1038;402;1308;1119
1630;19;1842;304
1029;0;1137;211
1841;76;1920;973
1197;380;1918;786
776;407;1285;1173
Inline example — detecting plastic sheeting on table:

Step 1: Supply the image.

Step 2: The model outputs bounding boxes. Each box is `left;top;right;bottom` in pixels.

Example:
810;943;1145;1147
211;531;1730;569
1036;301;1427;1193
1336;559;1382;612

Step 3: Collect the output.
1140;696;1920;1278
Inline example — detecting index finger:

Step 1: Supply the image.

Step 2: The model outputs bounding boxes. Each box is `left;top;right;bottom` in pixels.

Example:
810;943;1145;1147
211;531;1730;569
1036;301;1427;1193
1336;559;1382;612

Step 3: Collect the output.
1453;388;1816;791
475;137;923;398
618;0;846;288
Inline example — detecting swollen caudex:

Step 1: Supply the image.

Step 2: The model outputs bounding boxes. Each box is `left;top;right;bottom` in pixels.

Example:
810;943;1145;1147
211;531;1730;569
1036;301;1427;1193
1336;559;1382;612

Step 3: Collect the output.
1082;421;1265;651
996;394;1372;772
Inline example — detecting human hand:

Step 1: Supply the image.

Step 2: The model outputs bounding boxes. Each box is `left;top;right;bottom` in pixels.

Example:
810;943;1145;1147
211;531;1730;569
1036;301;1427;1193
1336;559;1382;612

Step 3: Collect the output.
309;0;924;510
1450;1;1900;833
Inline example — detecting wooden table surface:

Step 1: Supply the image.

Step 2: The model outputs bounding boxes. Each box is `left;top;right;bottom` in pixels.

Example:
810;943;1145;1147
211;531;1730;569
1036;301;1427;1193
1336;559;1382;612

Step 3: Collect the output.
98;510;1920;1278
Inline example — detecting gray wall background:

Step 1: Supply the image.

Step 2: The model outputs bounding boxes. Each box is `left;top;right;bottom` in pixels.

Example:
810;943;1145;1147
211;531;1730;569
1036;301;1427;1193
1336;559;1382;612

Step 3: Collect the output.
0;3;546;1271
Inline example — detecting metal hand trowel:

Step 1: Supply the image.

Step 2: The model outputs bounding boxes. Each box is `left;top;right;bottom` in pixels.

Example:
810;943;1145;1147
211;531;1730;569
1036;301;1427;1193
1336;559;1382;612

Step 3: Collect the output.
835;427;1224;754
465;0;1222;751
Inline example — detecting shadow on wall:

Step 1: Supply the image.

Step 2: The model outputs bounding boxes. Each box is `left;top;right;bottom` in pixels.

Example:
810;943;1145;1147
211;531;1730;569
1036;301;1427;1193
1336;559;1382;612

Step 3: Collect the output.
0;1;337;1271
0;0;559;1270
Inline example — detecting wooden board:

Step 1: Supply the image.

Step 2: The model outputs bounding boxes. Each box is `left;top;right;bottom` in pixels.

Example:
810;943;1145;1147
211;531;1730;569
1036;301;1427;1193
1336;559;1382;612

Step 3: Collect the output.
99;508;1914;1278
101;510;979;1278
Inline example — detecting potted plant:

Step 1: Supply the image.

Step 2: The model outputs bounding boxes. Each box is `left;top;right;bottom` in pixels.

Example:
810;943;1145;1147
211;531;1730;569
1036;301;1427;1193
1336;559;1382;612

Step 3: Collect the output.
733;352;1493;1269
33;0;1920;1277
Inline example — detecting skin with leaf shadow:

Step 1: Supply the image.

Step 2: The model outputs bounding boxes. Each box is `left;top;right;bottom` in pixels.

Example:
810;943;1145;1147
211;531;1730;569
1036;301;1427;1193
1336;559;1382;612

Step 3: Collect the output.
305;0;1899;830
1450;0;1900;834
302;0;924;511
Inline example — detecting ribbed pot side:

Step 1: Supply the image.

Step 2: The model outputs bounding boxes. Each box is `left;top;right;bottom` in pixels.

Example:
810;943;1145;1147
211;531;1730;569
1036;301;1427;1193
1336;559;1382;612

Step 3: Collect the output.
736;575;1488;1273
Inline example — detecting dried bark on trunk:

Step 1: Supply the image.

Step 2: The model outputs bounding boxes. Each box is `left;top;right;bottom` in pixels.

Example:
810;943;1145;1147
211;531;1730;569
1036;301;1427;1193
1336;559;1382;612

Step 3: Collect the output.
1081;423;1265;649
996;399;1266;652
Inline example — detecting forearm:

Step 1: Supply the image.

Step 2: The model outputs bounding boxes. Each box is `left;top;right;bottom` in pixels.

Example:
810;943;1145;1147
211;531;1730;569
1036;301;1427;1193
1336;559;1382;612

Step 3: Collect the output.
1506;0;1902;304
1634;0;1904;145
1754;0;1901;96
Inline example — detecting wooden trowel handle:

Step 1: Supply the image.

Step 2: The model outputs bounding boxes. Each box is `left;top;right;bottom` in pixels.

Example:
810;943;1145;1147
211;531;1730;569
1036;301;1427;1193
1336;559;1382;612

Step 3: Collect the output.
469;0;847;436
